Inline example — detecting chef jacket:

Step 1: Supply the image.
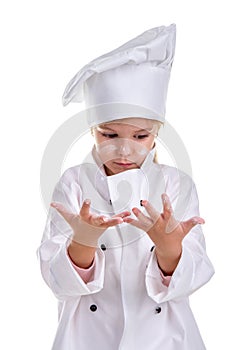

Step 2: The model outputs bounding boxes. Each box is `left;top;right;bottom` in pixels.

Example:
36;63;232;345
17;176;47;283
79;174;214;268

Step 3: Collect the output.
38;146;214;350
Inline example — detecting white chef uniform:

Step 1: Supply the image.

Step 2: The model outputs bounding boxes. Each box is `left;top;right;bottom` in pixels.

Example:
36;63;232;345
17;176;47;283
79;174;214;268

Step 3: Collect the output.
38;24;214;349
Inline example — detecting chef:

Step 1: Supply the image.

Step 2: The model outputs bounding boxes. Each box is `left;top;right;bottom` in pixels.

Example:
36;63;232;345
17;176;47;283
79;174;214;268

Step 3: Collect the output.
38;24;214;350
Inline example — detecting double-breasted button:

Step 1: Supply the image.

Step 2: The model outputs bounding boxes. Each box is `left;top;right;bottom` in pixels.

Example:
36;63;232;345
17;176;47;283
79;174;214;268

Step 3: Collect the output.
109;199;112;205
150;245;155;252
101;244;106;251
155;306;161;314
90;304;97;312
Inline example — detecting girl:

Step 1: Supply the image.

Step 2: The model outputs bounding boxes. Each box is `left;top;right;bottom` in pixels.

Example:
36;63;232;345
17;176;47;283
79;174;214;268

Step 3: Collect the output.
38;24;214;349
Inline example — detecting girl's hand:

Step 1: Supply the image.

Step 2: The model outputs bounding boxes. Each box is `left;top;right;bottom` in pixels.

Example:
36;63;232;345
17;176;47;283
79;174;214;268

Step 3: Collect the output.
51;199;131;247
123;193;205;274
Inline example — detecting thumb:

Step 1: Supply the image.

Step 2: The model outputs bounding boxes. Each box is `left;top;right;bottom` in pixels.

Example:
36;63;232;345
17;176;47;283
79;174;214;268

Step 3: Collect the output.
181;216;205;235
50;202;75;224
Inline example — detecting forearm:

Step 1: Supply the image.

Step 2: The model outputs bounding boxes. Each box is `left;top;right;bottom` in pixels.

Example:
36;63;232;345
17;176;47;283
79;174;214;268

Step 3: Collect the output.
68;241;96;269
155;248;182;276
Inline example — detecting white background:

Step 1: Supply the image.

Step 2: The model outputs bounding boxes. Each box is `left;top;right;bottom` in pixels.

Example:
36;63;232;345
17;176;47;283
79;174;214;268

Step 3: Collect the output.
1;1;232;349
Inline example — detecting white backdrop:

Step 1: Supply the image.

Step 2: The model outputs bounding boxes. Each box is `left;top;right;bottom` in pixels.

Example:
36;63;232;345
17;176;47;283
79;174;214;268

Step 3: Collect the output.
1;1;232;349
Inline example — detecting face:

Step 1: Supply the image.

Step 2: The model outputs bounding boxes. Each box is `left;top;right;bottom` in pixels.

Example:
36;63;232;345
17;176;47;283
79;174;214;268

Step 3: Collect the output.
92;118;159;176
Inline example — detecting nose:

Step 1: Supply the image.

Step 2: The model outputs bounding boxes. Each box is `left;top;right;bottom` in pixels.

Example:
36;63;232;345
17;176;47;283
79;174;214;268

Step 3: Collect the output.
118;140;131;157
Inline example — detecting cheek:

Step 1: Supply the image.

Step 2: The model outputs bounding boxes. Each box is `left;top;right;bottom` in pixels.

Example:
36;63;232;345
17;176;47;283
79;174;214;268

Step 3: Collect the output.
145;136;155;149
96;141;119;162
137;147;148;156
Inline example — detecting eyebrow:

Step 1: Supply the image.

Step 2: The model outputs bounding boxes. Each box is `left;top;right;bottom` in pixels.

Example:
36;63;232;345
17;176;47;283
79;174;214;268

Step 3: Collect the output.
97;126;117;131
97;126;152;132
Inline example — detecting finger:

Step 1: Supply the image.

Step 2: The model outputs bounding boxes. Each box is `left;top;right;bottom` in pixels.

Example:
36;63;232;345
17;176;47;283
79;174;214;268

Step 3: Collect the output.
103;217;124;227
79;199;91;219
113;211;131;219
132;207;152;226
50;202;75;224
140;200;160;223
181;216;205;235
161;193;173;221
90;215;108;226
91;214;124;227
128;207;153;231
123;217;146;230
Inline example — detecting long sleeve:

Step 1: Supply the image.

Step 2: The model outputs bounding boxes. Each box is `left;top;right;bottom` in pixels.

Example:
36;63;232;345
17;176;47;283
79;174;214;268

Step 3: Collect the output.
71;258;96;284
145;168;215;303
37;167;106;300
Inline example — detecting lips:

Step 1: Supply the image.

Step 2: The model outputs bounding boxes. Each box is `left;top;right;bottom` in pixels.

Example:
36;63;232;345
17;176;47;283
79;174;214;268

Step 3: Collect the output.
114;162;134;167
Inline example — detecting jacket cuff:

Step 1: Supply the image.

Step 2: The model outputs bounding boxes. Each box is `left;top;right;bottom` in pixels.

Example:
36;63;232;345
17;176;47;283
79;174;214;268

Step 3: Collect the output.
49;242;105;299
145;238;214;303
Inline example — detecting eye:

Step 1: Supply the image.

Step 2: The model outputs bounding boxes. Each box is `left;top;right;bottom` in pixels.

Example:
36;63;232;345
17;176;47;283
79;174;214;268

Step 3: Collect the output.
101;133;118;139
134;134;149;140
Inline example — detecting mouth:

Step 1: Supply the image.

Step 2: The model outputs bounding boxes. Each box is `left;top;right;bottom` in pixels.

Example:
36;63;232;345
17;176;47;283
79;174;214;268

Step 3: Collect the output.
114;162;135;167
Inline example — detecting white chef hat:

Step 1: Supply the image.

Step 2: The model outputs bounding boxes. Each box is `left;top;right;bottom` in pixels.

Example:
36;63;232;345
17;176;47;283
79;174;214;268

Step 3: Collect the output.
63;24;176;126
